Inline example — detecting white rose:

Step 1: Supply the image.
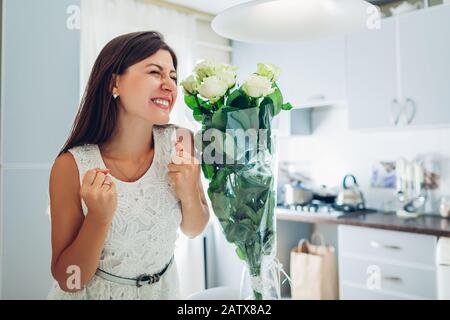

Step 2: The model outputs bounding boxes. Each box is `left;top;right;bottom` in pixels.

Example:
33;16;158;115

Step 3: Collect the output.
194;60;218;81
198;75;228;103
256;63;281;82
180;74;200;95
216;64;238;88
242;74;275;98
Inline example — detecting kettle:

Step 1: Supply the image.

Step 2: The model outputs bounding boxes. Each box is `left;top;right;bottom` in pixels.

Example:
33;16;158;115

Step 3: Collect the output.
336;174;365;209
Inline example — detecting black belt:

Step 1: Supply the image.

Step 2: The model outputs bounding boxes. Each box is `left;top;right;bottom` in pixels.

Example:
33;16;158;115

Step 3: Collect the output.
95;256;174;288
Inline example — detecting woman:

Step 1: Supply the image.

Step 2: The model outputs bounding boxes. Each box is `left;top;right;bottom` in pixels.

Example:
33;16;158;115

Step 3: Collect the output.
47;31;209;299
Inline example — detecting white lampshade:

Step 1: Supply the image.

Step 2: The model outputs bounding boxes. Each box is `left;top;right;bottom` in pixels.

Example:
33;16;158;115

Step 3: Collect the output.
212;0;374;43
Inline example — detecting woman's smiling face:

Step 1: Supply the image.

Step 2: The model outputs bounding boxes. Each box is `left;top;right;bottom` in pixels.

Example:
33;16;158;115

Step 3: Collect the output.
113;49;178;125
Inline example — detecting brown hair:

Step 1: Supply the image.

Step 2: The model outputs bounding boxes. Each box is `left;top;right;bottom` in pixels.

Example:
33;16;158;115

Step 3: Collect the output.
57;31;178;158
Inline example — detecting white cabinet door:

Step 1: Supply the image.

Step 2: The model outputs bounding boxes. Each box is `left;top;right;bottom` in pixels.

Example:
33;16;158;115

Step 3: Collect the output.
2;0;80;164
398;5;450;127
232;37;346;108
346;18;399;129
232;41;292;137
2;169;53;299
281;37;346;107
232;42;313;136
338;225;437;300
1;0;81;299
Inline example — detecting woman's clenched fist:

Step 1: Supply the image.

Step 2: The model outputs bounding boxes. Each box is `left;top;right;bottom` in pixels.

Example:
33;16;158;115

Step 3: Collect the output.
80;168;117;226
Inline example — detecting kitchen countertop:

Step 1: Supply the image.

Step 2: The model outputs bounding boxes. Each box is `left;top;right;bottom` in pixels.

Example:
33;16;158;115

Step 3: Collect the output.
276;207;450;237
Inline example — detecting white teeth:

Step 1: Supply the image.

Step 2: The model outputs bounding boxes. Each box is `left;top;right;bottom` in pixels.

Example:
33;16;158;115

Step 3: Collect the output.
152;98;170;107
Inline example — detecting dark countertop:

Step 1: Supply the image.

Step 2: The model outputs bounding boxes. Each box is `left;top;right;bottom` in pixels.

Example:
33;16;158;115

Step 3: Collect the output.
276;207;450;237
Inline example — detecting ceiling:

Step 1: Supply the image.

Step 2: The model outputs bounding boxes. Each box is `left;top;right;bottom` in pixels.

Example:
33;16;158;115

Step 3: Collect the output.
164;0;252;14
164;0;392;15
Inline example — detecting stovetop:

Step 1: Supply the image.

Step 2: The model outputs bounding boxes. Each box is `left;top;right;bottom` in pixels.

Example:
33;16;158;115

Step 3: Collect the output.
277;200;377;219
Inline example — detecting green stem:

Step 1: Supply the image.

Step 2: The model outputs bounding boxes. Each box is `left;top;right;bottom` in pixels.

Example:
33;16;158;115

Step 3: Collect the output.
245;244;263;300
253;291;263;300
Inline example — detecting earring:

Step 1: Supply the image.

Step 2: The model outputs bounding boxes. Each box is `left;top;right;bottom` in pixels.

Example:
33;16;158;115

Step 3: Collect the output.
113;93;119;99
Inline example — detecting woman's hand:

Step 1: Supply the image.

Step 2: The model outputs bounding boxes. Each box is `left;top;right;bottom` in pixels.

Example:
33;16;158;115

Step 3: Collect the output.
167;142;201;204
168;132;210;238
81;168;117;226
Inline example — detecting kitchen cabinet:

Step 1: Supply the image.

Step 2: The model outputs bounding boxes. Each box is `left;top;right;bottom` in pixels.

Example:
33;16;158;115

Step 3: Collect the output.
232;37;346;136
2;169;52;299
281;38;346;108
338;225;437;300
347;5;450;129
1;0;81;298
272;108;312;137
232;38;346;108
397;4;450;126
2;0;80;163
346;18;398;129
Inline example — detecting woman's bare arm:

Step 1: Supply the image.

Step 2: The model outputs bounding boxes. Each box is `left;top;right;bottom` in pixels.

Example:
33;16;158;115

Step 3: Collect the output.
49;153;114;292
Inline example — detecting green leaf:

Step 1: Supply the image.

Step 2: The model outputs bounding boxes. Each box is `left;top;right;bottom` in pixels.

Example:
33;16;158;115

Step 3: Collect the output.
202;115;213;129
266;87;283;116
212;109;227;131
193;109;203;122
226;89;244;107
226;107;260;131
184;95;199;111
197;96;210;107
208;167;233;194
235;246;247;261
208;191;232;220
221;106;240;116
215;96;225;110
223;220;255;243
194;96;214;115
228;92;251;109
281;102;293;111
202;162;215;180
237;204;260;225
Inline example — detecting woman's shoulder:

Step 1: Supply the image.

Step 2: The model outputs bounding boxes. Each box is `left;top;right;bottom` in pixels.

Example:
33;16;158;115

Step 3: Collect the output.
50;152;80;192
53;152;77;172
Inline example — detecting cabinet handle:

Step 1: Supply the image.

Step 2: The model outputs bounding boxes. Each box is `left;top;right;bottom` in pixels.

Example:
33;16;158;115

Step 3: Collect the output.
405;98;417;125
383;276;402;283
390;99;401;126
370;240;401;250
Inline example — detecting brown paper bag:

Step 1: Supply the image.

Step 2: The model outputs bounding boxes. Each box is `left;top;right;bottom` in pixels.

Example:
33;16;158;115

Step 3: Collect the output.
290;233;338;300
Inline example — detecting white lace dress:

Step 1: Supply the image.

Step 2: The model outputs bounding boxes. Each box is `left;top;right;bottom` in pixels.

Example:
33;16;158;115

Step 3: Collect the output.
47;125;182;300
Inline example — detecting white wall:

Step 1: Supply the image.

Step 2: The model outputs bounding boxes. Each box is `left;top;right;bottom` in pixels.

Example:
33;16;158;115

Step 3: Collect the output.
277;105;450;214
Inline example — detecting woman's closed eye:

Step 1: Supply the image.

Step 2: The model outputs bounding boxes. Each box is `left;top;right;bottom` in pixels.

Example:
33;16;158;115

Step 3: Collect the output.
149;70;177;83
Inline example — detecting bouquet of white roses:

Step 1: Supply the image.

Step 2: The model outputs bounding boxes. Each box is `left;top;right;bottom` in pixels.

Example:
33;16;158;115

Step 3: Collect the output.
182;60;292;300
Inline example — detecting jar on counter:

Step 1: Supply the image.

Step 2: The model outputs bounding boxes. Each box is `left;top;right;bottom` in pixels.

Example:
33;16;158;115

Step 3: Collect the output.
439;196;450;218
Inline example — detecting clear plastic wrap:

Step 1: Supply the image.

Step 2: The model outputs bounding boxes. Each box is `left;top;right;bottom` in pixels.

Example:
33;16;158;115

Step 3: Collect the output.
183;62;292;299
200;105;280;299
